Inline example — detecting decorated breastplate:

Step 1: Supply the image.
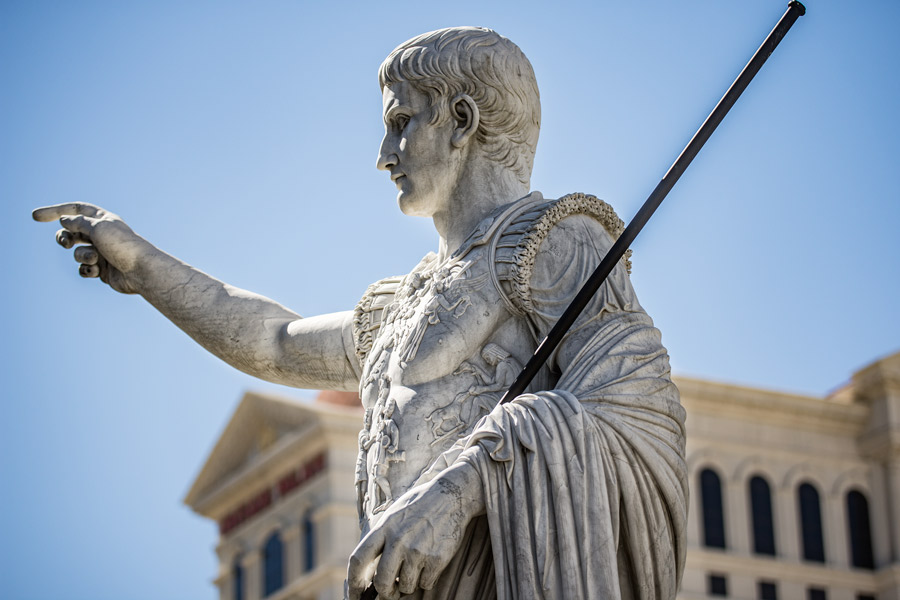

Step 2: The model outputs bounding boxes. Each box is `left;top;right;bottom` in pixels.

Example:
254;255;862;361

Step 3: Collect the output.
350;192;630;525
354;246;530;521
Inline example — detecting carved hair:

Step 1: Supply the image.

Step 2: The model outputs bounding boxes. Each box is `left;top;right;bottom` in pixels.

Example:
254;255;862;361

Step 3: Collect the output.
379;27;541;186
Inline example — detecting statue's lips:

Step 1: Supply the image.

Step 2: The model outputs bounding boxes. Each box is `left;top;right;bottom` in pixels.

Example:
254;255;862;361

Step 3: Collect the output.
390;172;406;186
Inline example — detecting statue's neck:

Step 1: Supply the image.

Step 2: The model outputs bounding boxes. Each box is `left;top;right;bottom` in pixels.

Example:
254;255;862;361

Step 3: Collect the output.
433;160;529;262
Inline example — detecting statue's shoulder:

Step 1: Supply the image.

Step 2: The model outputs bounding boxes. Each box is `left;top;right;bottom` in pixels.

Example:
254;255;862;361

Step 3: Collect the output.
489;192;632;316
352;273;405;368
351;253;440;367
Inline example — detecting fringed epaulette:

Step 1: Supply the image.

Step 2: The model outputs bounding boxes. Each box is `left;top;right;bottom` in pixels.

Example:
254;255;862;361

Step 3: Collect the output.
352;275;403;368
492;193;631;316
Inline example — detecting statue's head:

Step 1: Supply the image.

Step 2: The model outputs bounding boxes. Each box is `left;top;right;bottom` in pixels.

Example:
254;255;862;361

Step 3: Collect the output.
481;343;509;365
379;27;541;187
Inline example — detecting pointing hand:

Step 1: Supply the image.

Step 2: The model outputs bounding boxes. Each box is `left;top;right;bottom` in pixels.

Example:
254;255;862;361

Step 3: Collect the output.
33;202;148;294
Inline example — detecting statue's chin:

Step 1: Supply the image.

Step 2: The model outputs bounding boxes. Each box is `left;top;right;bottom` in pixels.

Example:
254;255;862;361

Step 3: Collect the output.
397;192;433;218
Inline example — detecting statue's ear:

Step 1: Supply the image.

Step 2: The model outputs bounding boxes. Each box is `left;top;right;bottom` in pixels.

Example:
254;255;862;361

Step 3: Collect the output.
450;94;479;148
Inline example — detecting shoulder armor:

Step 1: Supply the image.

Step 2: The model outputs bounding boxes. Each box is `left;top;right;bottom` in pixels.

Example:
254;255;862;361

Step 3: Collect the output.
492;192;631;316
352;275;403;368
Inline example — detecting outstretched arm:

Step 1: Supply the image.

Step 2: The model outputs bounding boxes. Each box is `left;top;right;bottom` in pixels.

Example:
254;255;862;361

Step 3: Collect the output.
33;202;359;391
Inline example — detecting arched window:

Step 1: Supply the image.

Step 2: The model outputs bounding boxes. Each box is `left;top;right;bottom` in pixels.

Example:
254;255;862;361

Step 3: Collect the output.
798;482;825;562
303;510;316;572
700;468;726;548
749;475;776;555
232;556;244;600
263;531;284;596
846;490;874;569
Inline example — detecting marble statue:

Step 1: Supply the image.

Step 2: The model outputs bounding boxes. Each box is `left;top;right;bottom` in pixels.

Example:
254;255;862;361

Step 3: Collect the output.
34;26;687;600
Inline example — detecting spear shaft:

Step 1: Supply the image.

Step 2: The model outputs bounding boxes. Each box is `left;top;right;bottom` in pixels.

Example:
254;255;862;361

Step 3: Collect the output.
498;0;806;404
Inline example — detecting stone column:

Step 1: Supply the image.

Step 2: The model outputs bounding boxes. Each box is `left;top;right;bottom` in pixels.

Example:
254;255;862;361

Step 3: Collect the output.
686;470;700;548
887;461;900;563
214;568;229;600
282;522;303;583
241;549;263;600
726;477;749;554
775;485;799;560
824;490;848;567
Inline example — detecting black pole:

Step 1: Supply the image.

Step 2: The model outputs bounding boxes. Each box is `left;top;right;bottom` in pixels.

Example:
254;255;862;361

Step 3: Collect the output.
361;3;805;598
498;0;806;404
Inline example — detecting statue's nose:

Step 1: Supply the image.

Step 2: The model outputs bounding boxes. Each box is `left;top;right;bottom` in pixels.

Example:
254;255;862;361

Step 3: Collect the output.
377;136;398;171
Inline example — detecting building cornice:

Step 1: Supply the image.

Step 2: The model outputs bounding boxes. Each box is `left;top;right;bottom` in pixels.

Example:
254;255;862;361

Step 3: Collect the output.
675;376;868;436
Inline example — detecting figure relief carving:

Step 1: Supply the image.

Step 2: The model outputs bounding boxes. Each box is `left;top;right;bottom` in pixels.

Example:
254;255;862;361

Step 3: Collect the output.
369;375;406;514
426;343;523;446
355;407;375;524
383;258;488;367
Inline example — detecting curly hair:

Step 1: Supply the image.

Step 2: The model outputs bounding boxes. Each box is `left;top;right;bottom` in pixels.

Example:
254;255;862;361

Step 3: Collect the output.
379;27;541;186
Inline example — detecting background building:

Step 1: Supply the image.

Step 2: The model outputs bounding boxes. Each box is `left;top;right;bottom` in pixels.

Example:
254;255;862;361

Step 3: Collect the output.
186;352;900;600
184;391;363;600
680;351;900;600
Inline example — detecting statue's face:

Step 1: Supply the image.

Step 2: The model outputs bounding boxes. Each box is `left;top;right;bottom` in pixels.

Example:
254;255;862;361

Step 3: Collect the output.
377;81;459;218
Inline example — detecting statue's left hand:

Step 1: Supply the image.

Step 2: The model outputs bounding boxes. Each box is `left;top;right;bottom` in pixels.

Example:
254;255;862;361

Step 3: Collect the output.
347;461;485;600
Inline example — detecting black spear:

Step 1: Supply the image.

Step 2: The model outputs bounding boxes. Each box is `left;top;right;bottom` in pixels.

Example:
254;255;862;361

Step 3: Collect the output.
361;3;806;598
498;0;806;404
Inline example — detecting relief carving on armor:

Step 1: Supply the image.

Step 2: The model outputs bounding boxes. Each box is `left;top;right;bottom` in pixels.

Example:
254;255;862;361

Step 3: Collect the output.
355;407;375;524
368;375;406;514
381;258;488;368
426;343;522;447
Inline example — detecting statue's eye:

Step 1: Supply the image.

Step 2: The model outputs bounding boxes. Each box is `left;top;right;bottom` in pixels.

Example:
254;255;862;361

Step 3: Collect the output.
396;115;410;132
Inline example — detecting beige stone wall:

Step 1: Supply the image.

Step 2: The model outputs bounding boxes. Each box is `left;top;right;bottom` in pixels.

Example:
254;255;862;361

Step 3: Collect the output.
679;351;900;600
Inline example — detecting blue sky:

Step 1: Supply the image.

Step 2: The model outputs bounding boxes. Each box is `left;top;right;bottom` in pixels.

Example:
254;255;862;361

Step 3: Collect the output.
3;1;898;598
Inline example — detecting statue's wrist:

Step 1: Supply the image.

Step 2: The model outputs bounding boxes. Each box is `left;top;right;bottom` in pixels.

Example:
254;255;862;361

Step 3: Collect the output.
441;458;485;520
130;241;184;295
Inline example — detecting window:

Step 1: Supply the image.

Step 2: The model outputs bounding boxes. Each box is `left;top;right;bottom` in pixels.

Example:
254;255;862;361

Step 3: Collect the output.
303;510;316;572
749;476;776;555
798;482;825;562
263;531;284;596
808;588;827;600
232;557;244;600
758;581;777;600
846;490;874;569
708;574;728;597
700;468;726;548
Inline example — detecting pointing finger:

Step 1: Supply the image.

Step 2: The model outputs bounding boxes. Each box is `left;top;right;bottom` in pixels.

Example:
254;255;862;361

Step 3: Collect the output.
56;229;91;249
74;245;99;266
32;202;102;222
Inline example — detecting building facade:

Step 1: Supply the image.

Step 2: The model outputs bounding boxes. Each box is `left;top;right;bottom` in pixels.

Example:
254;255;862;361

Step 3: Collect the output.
185;352;900;600
680;351;900;600
184;390;364;600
